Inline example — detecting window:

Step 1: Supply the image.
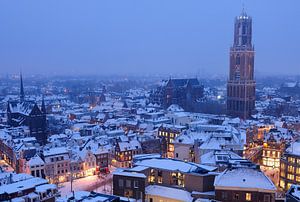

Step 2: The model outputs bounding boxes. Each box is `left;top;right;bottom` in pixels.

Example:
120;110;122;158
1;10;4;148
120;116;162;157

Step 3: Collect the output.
288;165;294;173
176;153;179;158
126;180;131;188
287;174;294;180
134;180;138;188
264;195;270;202
158;170;163;184
289;157;295;164
236;55;241;65
246;193;251;201
280;180;285;189
118;179;124;187
234;193;239;200
221;192;227;200
149;198;153;202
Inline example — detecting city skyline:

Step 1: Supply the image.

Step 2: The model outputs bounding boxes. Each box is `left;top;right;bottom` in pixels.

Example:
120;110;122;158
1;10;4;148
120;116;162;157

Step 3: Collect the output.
0;0;299;76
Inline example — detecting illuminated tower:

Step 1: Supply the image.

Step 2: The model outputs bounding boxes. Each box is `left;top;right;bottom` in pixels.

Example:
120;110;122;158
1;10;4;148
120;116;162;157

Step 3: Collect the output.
227;10;256;119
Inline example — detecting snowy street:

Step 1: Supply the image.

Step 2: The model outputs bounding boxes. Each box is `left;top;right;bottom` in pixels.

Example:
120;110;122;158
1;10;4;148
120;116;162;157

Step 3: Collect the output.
58;173;113;196
58;167;116;197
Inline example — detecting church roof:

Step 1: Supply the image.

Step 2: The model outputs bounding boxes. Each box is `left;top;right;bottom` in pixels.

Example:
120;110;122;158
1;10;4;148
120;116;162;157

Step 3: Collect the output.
166;78;200;87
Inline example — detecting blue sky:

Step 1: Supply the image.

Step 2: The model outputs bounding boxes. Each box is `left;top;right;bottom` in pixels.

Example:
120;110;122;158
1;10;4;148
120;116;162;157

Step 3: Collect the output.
0;0;299;76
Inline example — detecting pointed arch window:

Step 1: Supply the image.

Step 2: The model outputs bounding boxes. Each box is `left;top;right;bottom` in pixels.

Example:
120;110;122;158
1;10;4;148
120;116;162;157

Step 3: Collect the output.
236;55;241;65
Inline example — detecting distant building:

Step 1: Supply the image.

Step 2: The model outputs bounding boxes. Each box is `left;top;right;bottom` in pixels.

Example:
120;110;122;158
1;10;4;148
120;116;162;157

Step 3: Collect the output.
6;74;48;144
151;78;204;111
227;10;256;119
279;82;300;98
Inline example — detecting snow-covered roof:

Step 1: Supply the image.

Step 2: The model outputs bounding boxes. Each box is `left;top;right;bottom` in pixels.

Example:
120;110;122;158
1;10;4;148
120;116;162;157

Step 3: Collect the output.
200;150;242;166
43;147;69;157
35;184;57;193
287;184;300;200
113;171;146;178
214;167;276;192
167;104;184;112
286;141;300;156
27;154;45;166
118;140;141;152
0;177;48;194
146;185;193;201
135;158;216;174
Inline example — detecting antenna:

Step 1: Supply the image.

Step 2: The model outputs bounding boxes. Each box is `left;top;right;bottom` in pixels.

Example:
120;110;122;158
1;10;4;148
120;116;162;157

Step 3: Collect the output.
242;1;245;13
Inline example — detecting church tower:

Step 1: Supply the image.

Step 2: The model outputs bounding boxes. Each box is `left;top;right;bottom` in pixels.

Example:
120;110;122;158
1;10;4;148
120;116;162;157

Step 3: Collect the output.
20;73;25;102
227;9;256;119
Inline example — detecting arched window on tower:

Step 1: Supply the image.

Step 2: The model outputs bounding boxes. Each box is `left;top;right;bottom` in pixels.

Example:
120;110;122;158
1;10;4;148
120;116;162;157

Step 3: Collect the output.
236;55;241;65
235;67;241;80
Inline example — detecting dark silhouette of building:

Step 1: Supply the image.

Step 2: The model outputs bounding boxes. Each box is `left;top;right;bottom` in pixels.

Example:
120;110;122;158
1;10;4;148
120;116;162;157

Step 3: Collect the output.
227;10;256;119
7;74;48;145
151;78;204;111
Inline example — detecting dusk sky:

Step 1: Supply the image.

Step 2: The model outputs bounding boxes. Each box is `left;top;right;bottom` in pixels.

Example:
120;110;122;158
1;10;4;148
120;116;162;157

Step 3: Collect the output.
0;1;299;76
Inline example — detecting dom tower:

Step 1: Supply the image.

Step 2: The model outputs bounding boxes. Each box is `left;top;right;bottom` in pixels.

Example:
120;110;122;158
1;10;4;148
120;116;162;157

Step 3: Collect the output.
227;10;256;119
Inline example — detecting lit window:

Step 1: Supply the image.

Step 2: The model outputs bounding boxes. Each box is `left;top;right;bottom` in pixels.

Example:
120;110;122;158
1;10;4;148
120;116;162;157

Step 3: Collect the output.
279;180;285;189
288;165;294;173
289;157;295;164
287;174;294;180
246;193;251;201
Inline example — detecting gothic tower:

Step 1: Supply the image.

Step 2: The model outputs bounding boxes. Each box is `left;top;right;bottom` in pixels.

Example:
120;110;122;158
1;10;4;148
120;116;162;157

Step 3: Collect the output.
20;73;25;102
227;10;256;119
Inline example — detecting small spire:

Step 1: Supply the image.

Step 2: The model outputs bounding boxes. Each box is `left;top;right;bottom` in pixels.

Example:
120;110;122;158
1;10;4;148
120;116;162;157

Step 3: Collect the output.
242;1;245;13
20;72;25;102
41;95;46;114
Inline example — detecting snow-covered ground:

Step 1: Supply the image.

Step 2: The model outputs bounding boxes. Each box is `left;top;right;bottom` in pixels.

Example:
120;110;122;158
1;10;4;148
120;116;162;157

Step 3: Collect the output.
58;167;115;197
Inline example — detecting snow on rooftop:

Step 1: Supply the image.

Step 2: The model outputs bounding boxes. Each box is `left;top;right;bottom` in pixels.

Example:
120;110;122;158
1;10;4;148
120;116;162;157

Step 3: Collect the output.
135;158;216;173
43;147;69;156
27;154;45;166
286;141;300;156
214;167;276;192
146;185;193;201
113;171;146;178
35;183;57;193
288;184;300;200
0;177;48;194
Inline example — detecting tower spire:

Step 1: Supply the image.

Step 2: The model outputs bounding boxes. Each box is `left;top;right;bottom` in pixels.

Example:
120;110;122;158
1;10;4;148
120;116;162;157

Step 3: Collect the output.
20;72;25;102
41;95;46;114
